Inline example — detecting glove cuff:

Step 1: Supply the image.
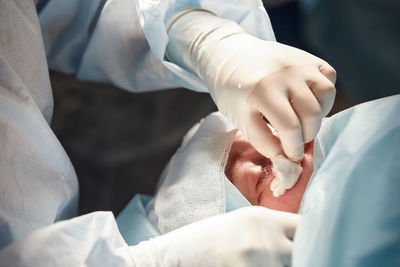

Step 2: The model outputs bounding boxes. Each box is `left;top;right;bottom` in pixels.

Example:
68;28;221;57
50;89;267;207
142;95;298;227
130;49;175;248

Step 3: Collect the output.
166;9;247;101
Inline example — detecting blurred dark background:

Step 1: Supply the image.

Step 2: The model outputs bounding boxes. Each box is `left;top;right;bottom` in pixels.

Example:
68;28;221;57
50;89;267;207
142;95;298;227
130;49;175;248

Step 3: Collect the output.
51;73;217;215
50;0;400;216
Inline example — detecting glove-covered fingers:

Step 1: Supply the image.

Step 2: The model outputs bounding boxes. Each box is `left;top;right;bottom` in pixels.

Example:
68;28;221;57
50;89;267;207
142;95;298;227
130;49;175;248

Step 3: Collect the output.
318;61;337;84
248;86;304;161
268;210;299;267
289;82;323;143
268;209;301;240
278;237;293;267
308;63;337;117
243;110;284;159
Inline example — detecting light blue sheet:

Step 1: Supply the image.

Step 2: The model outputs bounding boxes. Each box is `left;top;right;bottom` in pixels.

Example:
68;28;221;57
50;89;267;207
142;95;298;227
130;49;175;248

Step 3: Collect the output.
293;94;400;267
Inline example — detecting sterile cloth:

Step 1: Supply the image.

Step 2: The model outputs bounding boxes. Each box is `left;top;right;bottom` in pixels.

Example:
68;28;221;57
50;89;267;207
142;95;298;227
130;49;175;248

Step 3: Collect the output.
145;113;244;234
293;94;400;267
116;112;248;243
118;95;400;266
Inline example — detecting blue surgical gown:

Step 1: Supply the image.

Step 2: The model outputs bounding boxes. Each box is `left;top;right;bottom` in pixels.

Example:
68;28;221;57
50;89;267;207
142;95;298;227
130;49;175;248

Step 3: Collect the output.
0;0;274;265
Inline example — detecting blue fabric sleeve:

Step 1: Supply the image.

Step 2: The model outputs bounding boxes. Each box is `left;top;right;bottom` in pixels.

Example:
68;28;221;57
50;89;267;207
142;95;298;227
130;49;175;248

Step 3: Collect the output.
37;0;275;93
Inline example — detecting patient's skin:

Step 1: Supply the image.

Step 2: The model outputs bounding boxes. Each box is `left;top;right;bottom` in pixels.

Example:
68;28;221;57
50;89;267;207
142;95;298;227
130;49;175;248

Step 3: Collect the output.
225;132;314;213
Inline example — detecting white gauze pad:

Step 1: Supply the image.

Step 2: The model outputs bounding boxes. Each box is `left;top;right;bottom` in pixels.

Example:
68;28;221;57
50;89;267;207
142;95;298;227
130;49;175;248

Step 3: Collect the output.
270;156;302;197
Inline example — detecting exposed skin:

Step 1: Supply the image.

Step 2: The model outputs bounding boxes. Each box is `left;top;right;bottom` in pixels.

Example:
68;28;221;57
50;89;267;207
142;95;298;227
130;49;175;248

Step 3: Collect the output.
225;131;314;213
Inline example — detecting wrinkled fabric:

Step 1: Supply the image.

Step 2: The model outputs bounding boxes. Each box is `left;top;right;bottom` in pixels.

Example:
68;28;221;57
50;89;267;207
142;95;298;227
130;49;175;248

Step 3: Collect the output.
294;95;400;267
0;0;78;248
0;212;134;267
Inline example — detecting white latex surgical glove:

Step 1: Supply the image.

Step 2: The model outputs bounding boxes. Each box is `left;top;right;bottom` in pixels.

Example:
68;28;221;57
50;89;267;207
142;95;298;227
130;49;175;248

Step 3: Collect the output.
129;206;300;267
166;9;336;162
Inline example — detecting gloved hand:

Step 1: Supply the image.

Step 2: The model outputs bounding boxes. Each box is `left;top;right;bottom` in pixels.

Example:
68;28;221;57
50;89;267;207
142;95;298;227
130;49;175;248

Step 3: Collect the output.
166;9;336;162
128;206;300;267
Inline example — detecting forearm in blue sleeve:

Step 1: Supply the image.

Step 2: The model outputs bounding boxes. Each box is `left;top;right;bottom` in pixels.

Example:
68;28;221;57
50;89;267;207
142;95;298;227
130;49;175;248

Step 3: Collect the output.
37;0;274;93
